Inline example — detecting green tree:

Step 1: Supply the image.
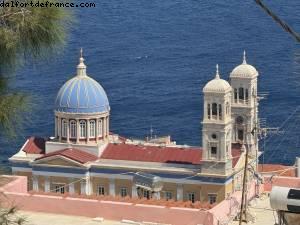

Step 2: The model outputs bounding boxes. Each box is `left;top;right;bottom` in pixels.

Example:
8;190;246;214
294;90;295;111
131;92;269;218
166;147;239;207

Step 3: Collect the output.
0;0;72;137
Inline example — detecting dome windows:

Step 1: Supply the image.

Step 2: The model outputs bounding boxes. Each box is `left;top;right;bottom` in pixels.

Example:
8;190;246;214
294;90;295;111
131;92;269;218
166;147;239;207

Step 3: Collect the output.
98;119;103;137
70;120;77;138
80;120;86;138
56;117;109;143
62;119;68;138
89;120;95;138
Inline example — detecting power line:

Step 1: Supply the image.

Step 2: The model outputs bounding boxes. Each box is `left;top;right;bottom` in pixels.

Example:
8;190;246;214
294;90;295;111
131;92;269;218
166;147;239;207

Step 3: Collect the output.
254;0;300;42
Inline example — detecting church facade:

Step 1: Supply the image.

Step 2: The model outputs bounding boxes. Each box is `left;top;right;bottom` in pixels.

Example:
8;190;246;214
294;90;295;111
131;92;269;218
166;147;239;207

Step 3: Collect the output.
10;50;260;204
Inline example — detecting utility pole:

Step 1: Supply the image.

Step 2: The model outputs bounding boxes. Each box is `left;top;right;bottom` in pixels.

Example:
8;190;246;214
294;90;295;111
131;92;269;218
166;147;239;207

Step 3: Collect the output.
239;143;249;225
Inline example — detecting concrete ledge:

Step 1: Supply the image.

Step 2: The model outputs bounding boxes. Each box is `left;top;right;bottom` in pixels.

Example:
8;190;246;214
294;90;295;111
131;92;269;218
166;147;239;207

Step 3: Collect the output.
100;200;132;205
33;194;63;199
3;192;30;196
121;219;141;224
65;197;98;202
170;207;200;211
135;204;165;209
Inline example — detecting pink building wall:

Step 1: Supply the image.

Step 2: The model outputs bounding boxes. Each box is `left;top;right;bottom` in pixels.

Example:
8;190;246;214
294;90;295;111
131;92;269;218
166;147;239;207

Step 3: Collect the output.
0;175;27;193
2;175;299;225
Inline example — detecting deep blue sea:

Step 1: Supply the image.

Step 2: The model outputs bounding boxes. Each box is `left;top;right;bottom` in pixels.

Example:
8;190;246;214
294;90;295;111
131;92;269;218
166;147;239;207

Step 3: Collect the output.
1;0;300;168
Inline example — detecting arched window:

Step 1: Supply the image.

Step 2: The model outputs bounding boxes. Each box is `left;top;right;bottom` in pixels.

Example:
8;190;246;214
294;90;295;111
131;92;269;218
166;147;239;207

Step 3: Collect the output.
62;119;67;137
212;103;217;119
218;104;222;119
80;120;86;138
98;119;103;137
70;120;76;138
207;104;211;119
211;146;217;156
245;89;249;101
239;87;244;100
234;88;238;103
90;120;95;137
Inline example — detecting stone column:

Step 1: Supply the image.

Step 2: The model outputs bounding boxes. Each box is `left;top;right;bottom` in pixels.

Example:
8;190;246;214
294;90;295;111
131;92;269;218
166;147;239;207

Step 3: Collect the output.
66;119;70;143
44;177;50;193
204;102;207;120
132;184;138;197
69;178;75;194
76;119;80;143
153;192;160;200
54;117;57;138
109;178;115;196
80;179;86;195
58;117;62;142
176;184;183;201
33;176;39;192
95;118;99;143
103;118;106;138
106;117;109;138
87;119;90;143
85;176;92;195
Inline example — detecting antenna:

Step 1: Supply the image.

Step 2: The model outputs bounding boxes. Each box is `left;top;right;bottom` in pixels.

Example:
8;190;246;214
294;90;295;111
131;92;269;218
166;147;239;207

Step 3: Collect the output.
150;125;154;140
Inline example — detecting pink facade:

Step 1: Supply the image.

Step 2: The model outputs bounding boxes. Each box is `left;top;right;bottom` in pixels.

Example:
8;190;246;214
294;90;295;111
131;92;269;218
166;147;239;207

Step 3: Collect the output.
2;175;299;225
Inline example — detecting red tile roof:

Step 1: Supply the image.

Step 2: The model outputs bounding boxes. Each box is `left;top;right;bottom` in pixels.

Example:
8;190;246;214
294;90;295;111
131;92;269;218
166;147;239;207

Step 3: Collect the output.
258;164;296;177
22;137;46;154
101;144;202;165
101;143;242;167
232;148;242;168
36;148;98;164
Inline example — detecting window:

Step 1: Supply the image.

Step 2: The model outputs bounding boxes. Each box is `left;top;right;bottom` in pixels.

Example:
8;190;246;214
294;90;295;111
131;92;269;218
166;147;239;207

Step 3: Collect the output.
188;192;195;203
143;189;150;199
165;191;173;200
239;87;244;100
208;194;217;204
234;88;238;102
70;120;76;138
80;120;86;138
54;184;65;194
90;120;95;137
211;134;217;139
62;119;67;137
207;104;211;119
212;103;217;118
218;104;222;119
120;187;127;197
245;89;249;101
96;185;105;195
98;119;103;137
211;146;217;155
238;129;244;141
236;116;244;124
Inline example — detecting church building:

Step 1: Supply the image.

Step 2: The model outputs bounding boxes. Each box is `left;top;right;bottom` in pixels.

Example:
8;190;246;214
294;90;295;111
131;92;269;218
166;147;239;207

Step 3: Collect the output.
10;50;260;204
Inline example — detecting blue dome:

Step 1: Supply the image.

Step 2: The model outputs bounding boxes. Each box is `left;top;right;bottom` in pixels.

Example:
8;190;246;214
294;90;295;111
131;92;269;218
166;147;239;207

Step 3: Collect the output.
55;55;110;114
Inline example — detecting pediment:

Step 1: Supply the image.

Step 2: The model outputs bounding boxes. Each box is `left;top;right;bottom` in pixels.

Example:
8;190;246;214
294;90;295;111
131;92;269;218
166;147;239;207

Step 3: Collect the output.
34;156;84;167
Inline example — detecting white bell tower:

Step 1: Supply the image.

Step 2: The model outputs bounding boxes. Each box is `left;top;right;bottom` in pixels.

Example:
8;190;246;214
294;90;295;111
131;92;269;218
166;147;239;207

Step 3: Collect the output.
202;65;233;175
230;51;259;155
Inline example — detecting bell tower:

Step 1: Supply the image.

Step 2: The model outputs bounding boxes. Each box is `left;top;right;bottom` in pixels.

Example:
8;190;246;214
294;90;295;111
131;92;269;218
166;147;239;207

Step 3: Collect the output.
202;65;233;175
230;51;259;155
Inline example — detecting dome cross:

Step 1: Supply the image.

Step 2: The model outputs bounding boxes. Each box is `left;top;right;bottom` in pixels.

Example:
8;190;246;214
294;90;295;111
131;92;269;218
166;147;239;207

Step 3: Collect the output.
243;50;247;64
215;64;220;79
77;48;87;77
